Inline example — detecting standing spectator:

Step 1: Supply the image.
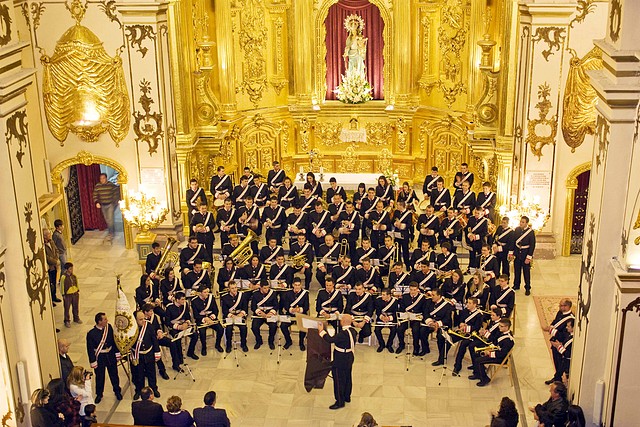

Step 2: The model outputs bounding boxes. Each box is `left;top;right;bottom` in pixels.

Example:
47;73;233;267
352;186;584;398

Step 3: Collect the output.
490;396;519;427
132;386;164;426
46;378;81;427
92;173;120;242
44;228;61;305
53;219;68;276
58;338;74;385
67;366;95;420
30;388;65;427
529;381;569;427
193;391;230;427
163;395;194;427
82;404;97;427
60;263;82;328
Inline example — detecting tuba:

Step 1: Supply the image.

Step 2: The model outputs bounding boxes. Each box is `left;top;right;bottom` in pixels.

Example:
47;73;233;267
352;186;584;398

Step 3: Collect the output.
229;229;259;267
153;237;178;279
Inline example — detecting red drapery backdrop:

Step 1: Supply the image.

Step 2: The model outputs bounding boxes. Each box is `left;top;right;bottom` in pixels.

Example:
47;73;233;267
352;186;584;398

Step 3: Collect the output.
325;0;385;100
76;164;108;230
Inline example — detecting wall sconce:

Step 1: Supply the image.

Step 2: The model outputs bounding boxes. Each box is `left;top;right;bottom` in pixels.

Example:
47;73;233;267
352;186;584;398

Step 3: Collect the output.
41;0;130;145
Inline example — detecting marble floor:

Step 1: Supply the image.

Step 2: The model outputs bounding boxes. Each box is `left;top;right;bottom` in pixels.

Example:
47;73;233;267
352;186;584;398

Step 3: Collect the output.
54;230;580;427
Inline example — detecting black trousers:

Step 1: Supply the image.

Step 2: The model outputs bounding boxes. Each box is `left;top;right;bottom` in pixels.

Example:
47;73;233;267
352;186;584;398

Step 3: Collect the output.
48;268;58;298
251;318;277;344
435;333;452;363
474;355;494;381
453;340;474;372
224;324;248;347
295;267;312;290
131;356;157;393
280;322;306;346
397;238;410;267
496;252;510;278
94;361;121;397
356;322;372;340
332;363;353;405
397;321;423;351
197;323;224;351
156;336;176;373
171;331;198;362
551;345;563;380
513;258;531;290
468;242;483;268
373;325;397;348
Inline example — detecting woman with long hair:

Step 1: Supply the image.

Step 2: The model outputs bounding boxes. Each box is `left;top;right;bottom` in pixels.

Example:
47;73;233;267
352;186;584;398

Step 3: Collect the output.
376;175;394;207
353;182;366;212
442;269;466;311
31;388;65;427
396;181;418;208
67;366;94;420
490;396;519;427
467;272;490;309
306;172;323;199
47;378;81;427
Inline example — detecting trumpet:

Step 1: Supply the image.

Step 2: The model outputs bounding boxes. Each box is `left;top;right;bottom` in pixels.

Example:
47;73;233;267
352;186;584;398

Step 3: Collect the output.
471;331;491;346
436;270;454;280
474;344;500;353
447;328;471;340
290;253;307;269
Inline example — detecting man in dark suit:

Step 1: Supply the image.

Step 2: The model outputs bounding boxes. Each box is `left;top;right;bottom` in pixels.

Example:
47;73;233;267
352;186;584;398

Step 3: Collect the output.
318;314;357;410
131;386;164;426
193;390;231;427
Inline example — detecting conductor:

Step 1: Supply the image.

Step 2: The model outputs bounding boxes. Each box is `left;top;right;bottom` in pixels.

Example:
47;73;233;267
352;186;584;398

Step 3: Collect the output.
318;314;357;410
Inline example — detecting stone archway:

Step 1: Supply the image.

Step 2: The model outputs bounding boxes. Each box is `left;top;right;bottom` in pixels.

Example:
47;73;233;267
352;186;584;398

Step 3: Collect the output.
50;151;132;249
562;162;591;256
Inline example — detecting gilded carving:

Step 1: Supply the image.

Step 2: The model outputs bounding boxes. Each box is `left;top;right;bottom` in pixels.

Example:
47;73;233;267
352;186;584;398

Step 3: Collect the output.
279;120;289;152
23;203;48;317
50;151;129;186
338;144;359;173
418;14;432;89
193;70;221;127
0;4;11;47
633;208;640;246
531;27;566;61
377;148;392;173
594;114;610;171
578;213;595;330
562;47;603;152
239;114;281;174
5;110;29;168
570;0;596;28
20;3;29;31
270;16;288;94
526;83;557;159
1;408;12;427
475;71;498;126
125;25;156;58
237;0;268;106
315;121;342;147
365;122;393;146
435;0;468;107
609;0;622;42
0;247;6;304
30;2;45;32
299;117;311;152
396;117;408;152
133;79;164;155
98;0;121;28
221;125;239;165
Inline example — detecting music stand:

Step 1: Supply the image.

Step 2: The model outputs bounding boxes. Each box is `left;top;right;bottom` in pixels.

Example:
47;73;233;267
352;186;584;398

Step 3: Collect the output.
270;316;293;364
172;328;196;381
222;318;247;368
433;328;455;386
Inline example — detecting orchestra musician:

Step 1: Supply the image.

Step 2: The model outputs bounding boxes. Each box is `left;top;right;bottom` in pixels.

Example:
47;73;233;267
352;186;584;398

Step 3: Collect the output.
543;299;575;385
326;177;347;202
441;269;466;312
279;277;309;350
332;255;356;295
221;281;249;353
388;262;411;297
299;185;318;213
375;175;394;207
338;201;361;261
454;180;476;217
86;312;123;403
145;242;162;277
316;277;344;330
422;288;455;365
142;303;173;378
241;166;255;187
355;257;382;294
309;200;332;254
410;261;437;293
288;234;314;289
216;198;238;247
466;272;491;310
476;182;496;221
269;254;294;288
278;176;298;209
186;179;208;224
453;162;474;194
250;281;279;350
397;181;418;208
352;183;366;213
417;205;440;251
549;318;574;385
287;204;309;240
241;255;267;285
209;166;232;207
346;283;374;343
192;286;224;355
431;178;451;213
130;312;161;400
316;234;341;288
259;237;285;271
237;196;261;254
355;237;377;267
392;201;413;267
423;167;441;198
267;161;285;192
410;240;436;272
489;274;515;318
262;196;286;246
232;176;252;209
183;259;212;298
396;283;427;355
217;258;239;293
190;203;215;263
451;297;484;376
439;208;463;253
510;216;536;295
220;234;240;262
251;174;269;207
373;288;399;353
160;268;184;308
360;187;380;237
135;274;162;312
306;172;323;199
466;207;489;271
164;292;199;362
437;242;460;272
478;244;500;288
492;216;515;278
179;237;206;277
376;235;396;278
328;194;346;232
470;318;514;387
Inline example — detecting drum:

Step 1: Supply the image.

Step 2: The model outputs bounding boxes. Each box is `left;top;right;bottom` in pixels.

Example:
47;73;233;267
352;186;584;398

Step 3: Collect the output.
285;207;295;216
213;198;225;208
418;199;430;211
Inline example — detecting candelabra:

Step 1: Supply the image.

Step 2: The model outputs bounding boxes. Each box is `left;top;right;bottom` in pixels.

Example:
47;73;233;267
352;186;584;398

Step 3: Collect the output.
119;191;168;239
499;196;549;231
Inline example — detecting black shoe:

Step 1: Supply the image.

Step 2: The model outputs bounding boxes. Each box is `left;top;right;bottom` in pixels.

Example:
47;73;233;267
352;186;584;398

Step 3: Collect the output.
452;370;460;376
417;350;429;357
133;392;140;400
412;350;420;356
254;343;262;350
225;346;232;353
376;345;384;353
544;378;556;385
431;360;444;366
56;328;60;333
357;336;364;344
387;345;394;354
172;365;181;372
269;343;276;350
300;343;306;351
215;345;224;353
513;286;520;290
468;375;479;380
241;345;249;352
329;402;345;410
201;348;207;356
284;342;292;350
525;289;531;296
95;395;102;404
153;389;161;398
53;297;62;303
477;379;490;387
53;302;57;307
187;352;199;360
467;366;474;370
395;346;405;354
345;398;351;403
115;392;123;400
160;372;170;380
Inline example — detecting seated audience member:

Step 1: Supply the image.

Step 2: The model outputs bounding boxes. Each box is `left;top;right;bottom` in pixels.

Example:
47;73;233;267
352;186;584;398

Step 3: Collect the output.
566;404;586;427
132;386;164;426
490;396;519;427
193;390;231;427
529;381;569;427
163;395;195;427
82;404;97;427
356;411;379;427
46;378;81;427
67;366;94;420
30;388;64;427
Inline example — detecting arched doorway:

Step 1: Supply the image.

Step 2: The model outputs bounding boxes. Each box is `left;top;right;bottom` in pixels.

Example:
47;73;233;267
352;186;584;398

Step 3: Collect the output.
562;162;591;256
50;151;132;249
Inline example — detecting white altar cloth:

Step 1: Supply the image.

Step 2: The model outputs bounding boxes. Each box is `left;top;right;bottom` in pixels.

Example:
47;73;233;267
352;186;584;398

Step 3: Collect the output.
294;173;382;191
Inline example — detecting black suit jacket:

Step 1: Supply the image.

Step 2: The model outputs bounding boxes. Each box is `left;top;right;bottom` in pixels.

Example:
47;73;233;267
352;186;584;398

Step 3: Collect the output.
193;406;231;427
132;400;164;426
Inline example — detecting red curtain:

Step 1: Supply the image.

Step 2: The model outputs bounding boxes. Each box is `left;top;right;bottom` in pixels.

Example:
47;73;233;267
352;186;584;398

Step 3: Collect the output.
76;164;108;230
325;0;385;100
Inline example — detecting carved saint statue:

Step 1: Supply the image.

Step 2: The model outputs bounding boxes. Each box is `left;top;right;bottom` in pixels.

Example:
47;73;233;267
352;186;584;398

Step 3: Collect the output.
343;14;367;77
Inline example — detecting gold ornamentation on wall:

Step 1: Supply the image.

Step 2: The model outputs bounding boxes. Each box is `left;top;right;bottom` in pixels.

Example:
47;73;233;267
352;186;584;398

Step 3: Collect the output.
569;0;596;28
5;110;29;168
634;209;640;245
562;46;602;152
418;13;433;90
133;79;164;155
475;70;499;127
279;120;289;151
125;25;156;58
237;0;268;106
23;202;48;317
376;148;392;173
298;117;311;152
270;15;288;95
239;113;282;174
526;82;557;159
338;144;360;173
365;122;393;146
0;4;11;47
193;70;221;127
396;117;408;152
315;121;342;146
435;0;468;108
98;0;122;28
594;115;610;171
0;247;6;304
609;0;622;42
531;27;566;61
40;1;130;145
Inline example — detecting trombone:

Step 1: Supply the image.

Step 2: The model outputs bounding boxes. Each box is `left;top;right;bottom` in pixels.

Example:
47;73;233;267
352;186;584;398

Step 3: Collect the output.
386;242;400;284
338;238;349;261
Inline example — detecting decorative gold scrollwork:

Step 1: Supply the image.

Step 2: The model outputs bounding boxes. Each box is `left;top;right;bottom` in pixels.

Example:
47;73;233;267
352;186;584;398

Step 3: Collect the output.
531;27;566;61
125;25;156;58
0;4;12;47
396;117;408;152
562;47;603;152
338;144;359;173
98;0;121;28
365;122;393;146
23;202;48;317
5;110;29;168
237;0;268;106
298;117;311;152
609;0;622;42
435;0;468;107
133;79;163;155
315;121;342;146
569;0;596;28
594;115;610;171
526;82;557;159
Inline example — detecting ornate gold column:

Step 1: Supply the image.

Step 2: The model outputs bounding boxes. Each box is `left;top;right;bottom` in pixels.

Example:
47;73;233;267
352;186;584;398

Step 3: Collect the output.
293;0;314;105
215;0;238;116
392;0;411;106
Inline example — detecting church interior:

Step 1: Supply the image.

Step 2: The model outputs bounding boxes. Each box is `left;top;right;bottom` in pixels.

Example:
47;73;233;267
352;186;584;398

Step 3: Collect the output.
0;0;639;426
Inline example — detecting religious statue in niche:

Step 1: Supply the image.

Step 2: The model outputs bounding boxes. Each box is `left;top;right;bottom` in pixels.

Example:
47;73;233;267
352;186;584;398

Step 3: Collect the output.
334;14;372;104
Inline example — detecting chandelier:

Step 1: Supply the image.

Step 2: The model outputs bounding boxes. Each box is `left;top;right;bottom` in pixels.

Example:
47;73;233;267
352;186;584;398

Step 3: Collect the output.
498;195;550;231
119;191;168;238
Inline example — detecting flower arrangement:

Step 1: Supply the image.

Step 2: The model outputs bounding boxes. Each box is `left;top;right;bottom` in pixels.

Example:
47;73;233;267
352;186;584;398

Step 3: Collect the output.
334;70;373;104
383;168;399;187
